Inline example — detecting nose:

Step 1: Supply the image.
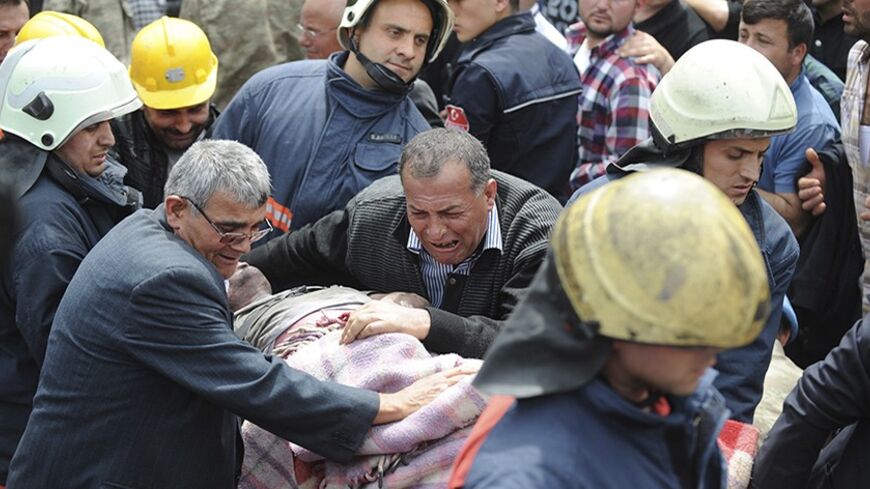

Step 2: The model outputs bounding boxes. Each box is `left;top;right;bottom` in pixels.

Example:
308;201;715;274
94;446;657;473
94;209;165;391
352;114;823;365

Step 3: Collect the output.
174;113;193;134
740;155;762;182
396;35;416;59
98;121;115;147
228;236;253;255
424;219;447;241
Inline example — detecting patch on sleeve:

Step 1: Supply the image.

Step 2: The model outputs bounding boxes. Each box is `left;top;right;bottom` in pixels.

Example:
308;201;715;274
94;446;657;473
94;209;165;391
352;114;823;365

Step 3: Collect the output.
444;104;470;132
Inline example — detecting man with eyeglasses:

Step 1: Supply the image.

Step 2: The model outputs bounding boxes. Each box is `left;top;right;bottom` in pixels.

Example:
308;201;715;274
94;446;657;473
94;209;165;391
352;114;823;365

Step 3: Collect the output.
297;0;345;59
6;140;475;489
212;0;453;237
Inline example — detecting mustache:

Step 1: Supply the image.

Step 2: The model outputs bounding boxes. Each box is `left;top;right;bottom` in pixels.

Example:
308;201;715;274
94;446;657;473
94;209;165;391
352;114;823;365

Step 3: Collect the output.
165;125;204;137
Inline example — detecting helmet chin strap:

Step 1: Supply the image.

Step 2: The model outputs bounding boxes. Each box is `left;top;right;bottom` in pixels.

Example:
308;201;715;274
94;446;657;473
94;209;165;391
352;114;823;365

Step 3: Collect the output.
349;36;414;95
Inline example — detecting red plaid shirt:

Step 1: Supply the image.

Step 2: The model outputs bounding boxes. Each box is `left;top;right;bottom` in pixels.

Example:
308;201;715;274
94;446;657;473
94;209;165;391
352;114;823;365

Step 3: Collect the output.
566;23;660;189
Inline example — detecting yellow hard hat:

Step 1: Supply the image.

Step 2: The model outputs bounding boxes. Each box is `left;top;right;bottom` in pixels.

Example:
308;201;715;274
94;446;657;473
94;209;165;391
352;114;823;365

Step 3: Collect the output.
128;17;218;110
554;169;770;348
15;11;106;48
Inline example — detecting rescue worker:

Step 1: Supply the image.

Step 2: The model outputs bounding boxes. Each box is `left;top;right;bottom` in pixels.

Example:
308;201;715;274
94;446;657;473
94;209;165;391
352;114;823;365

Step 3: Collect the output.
0;36;142;486
14;10;106;47
450;169;771;488
211;0;454;237
574;39;800;423
111;17;221;208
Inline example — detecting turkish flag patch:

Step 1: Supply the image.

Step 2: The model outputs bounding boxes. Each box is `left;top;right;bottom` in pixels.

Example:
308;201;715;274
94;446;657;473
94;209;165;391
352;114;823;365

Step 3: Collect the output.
444;104;470;132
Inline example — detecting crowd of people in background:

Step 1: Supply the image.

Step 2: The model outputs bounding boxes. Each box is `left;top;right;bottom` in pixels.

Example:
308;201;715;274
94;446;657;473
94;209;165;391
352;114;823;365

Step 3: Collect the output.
1;0;870;487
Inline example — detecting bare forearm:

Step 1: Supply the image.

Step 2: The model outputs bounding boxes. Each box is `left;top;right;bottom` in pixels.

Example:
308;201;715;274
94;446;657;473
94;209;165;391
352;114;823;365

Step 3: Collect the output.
684;0;730;32
757;188;810;237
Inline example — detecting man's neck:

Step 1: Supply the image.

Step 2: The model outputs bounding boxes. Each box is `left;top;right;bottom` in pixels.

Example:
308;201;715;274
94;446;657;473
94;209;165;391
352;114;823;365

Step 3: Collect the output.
343;50;379;90
601;358;652;404
586;33;606;49
785;64;801;86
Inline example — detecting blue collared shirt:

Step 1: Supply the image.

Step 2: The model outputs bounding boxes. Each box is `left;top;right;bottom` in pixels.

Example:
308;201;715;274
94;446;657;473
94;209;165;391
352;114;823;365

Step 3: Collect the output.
759;67;840;194
406;204;503;308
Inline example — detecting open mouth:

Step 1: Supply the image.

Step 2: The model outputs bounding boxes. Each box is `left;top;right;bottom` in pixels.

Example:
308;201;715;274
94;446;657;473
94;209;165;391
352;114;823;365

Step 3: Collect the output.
430;240;459;252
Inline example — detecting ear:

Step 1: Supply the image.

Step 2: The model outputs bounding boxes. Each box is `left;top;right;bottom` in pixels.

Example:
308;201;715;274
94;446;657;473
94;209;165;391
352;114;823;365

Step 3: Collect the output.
484;178;497;210
495;0;511;14
791;42;807;66
164;195;189;231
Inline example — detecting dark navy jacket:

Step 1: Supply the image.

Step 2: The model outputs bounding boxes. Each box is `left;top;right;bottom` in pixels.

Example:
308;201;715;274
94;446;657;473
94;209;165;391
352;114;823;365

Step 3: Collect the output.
0;147;131;484
447;12;582;201
464;370;729;488
753;317;870;489
212;53;429;239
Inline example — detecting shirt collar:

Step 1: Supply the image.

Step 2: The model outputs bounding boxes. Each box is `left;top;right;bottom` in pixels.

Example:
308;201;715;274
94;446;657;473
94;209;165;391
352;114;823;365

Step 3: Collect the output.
566;22;634;57
590;24;635;58
407;202;503;259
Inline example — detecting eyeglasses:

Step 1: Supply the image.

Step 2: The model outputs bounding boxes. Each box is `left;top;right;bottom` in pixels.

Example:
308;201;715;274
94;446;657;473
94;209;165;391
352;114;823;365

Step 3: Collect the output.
296;23;337;39
184;197;273;246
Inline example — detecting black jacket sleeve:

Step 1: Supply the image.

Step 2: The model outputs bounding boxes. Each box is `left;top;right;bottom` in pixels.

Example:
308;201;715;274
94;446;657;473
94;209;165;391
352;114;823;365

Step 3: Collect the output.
244;209;355;291
752;317;870;488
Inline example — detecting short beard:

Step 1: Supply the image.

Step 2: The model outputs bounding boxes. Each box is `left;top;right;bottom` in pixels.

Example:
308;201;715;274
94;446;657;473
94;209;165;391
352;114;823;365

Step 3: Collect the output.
845;11;870;40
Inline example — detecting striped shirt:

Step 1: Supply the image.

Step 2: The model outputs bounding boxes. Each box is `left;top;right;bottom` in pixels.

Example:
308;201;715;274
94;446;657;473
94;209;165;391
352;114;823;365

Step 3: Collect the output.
406;204;503;308
565;23;660;189
842;40;870;310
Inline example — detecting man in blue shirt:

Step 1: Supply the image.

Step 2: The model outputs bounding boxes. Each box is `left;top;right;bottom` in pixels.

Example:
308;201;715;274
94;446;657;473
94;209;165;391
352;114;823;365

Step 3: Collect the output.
739;0;840;237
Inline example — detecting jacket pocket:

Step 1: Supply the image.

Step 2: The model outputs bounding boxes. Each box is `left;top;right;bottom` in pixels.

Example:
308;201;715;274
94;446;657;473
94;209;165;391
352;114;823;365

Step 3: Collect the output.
353;141;402;175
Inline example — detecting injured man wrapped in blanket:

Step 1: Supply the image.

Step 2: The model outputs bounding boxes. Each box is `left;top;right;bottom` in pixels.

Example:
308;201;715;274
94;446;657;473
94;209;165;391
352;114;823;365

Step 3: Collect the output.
230;268;486;489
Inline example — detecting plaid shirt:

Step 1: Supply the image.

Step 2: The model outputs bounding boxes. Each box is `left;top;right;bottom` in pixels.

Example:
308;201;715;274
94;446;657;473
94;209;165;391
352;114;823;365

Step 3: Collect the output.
842;40;870;309
565;23;660;189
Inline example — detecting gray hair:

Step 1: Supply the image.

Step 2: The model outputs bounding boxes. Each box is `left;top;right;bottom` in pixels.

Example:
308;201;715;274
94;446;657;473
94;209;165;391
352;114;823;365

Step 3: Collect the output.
398;128;491;193
164;140;271;208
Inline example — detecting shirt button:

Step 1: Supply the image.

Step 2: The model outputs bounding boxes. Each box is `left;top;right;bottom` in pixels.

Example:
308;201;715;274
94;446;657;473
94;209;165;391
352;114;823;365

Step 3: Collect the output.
815;39;822;47
448;277;457;285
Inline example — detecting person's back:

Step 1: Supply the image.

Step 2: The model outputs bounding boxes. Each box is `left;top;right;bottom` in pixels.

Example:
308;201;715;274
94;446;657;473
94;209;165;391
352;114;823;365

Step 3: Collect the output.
446;9;581;201
464;373;727;488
